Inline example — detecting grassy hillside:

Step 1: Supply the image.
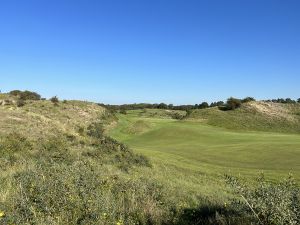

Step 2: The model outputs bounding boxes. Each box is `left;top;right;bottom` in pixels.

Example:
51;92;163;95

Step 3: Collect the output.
110;108;300;224
1;95;299;225
0;96;173;225
186;101;300;133
110;110;300;180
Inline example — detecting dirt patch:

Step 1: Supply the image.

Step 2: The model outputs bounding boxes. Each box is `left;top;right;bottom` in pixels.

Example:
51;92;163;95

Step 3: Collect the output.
245;101;295;121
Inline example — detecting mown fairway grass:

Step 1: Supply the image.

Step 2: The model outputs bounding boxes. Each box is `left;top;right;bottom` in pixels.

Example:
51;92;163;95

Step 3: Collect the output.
110;110;300;180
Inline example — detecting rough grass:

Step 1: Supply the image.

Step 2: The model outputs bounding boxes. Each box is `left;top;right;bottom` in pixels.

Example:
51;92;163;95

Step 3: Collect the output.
1;96;300;224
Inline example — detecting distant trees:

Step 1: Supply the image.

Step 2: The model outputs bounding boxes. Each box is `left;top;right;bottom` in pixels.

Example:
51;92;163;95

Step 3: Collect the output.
265;98;297;104
157;103;168;109
101;96;298;113
210;101;224;107
198;102;209;109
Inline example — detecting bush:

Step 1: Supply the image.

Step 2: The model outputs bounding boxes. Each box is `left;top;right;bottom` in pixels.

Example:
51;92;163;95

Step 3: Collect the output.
50;96;59;105
223;97;242;110
241;97;256;103
171;113;185;120
0;133;32;164
87;122;104;139
119;109;127;114
2;160;164;225
19;90;41;100
16;99;25;107
226;174;300;225
9;90;22;96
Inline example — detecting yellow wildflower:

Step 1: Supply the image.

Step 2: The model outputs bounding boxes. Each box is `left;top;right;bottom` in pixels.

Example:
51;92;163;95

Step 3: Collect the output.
0;211;5;217
116;220;123;225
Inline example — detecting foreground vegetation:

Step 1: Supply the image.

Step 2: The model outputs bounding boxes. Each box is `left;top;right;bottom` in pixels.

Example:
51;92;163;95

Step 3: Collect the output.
0;91;300;224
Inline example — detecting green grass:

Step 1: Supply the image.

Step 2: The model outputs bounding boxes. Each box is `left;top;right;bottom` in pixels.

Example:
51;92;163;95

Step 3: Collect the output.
108;108;300;223
1;96;299;224
110;109;300;180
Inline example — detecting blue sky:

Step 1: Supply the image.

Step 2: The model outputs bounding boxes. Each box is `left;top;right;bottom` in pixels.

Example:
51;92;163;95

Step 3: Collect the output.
0;0;299;104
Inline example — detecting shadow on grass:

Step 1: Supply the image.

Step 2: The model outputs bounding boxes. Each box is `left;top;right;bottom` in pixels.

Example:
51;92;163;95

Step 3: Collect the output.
166;204;255;225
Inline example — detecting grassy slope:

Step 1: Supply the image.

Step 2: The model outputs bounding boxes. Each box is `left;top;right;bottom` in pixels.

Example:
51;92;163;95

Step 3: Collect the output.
0;98;174;224
187;101;300;133
109;107;300;223
110;108;300;180
0;98;106;139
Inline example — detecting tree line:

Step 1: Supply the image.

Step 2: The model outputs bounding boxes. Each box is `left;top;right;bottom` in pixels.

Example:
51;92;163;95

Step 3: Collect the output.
102;97;300;112
5;90;300;111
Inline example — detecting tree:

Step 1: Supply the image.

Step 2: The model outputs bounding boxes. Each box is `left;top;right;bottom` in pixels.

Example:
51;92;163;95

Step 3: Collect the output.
157;103;168;109
198;102;209;109
242;97;256;103
210;101;224;107
226;97;242;110
285;98;296;104
297;98;300;103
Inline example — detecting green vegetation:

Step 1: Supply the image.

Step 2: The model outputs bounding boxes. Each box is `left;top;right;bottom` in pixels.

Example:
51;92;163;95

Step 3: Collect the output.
50;96;59;105
109;103;300;224
0;97;168;225
187;101;300;133
1;92;300;224
9;90;41;100
226;174;300;225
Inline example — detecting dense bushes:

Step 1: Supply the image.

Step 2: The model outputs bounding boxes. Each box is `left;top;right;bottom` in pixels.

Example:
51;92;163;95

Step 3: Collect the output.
9;90;41;100
1;161;165;225
226;174;300;225
0;128;157;224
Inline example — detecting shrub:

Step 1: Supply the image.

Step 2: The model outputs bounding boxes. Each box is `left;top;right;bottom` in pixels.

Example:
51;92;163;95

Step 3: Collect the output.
87;122;104;139
226;174;300;225
242;97;256;103
223;97;242;110
9;90;22;96
119;109;127;114
0;133;32;164
171;113;185;120
2;161;165;225
50;96;59;105
19;90;41;100
16;99;25;107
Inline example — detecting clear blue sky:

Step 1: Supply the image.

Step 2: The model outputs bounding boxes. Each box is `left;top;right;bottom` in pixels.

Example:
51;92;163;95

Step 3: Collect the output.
0;0;299;104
